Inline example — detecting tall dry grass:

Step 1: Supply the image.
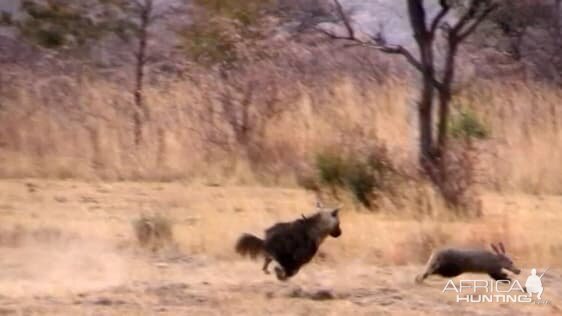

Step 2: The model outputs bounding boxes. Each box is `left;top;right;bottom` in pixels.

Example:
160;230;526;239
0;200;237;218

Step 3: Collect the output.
1;73;561;195
2;179;559;266
459;81;562;193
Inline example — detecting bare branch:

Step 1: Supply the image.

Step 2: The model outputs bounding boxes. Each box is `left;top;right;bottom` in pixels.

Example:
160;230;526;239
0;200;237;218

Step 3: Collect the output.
320;0;449;90
315;25;354;41
429;0;450;37
457;3;498;41
376;44;425;73
333;0;354;39
450;0;495;39
325;0;433;81
131;0;149;12
451;0;480;35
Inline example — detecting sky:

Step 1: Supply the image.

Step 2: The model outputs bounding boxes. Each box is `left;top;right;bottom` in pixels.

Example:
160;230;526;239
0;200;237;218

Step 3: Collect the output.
0;0;20;14
337;0;455;48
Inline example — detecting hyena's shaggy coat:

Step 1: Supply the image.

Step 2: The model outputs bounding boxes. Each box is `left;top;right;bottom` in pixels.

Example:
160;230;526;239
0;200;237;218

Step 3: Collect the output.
416;242;521;283
235;204;342;281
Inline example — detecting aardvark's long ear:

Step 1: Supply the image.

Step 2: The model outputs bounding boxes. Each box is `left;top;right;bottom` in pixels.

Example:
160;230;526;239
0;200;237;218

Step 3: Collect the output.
301;213;307;220
491;243;500;254
316;200;325;209
498;242;506;254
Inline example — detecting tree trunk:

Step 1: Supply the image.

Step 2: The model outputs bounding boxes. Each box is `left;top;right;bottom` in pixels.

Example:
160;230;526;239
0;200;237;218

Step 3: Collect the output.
418;75;435;164
407;0;438;171
437;41;458;159
133;4;151;146
554;0;562;48
327;0;496;208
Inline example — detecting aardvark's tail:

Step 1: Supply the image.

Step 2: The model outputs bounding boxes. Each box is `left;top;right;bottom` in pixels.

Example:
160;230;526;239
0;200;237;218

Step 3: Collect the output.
235;233;265;259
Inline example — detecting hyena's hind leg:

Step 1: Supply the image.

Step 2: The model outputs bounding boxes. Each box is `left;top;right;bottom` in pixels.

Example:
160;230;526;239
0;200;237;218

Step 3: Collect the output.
416;252;438;283
262;256;273;274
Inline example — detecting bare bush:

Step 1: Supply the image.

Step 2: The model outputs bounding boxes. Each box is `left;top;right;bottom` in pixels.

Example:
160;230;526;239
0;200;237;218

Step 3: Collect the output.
132;214;174;252
0;225;72;247
0;225;25;248
440;140;484;216
482;0;562;83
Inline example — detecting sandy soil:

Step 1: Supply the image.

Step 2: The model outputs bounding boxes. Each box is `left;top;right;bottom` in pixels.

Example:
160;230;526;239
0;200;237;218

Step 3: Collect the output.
0;252;560;315
0;180;560;315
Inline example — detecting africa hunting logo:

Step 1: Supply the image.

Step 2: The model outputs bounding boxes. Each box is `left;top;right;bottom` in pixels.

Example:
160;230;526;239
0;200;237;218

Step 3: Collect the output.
443;268;550;304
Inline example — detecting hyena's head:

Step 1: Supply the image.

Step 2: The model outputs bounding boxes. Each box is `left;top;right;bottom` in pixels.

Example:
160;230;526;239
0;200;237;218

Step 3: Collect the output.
491;242;521;275
308;201;342;238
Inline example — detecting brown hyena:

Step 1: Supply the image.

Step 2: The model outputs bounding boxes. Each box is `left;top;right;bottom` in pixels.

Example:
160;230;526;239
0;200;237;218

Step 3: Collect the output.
415;242;521;283
235;202;342;281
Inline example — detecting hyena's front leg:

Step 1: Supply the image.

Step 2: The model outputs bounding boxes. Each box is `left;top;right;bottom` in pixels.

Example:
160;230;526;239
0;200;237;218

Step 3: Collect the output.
262;256;272;274
274;265;288;281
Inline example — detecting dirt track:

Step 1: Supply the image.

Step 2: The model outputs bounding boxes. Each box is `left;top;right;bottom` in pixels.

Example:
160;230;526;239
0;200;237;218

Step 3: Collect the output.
0;247;560;316
0;180;561;315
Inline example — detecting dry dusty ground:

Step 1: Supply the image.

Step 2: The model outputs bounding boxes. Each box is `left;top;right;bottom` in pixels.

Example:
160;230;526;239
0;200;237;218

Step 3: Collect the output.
0;180;561;315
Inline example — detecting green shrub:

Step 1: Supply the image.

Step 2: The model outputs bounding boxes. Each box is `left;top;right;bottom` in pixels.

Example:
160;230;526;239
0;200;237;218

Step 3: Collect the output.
449;108;489;140
315;151;347;187
0;11;12;25
31;28;66;48
178;23;238;66
194;0;272;26
343;159;376;208
17;0;110;49
314;149;394;208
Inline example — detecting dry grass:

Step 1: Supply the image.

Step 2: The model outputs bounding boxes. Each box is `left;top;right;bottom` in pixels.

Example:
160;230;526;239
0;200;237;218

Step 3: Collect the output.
0;180;560;314
1;26;560;315
132;214;175;252
459;81;562;193
1;75;561;196
1;180;560;267
0;76;408;184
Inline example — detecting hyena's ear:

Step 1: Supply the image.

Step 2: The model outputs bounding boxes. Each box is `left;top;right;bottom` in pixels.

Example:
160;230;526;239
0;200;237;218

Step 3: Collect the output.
490;243;500;254
498;242;506;254
331;208;340;217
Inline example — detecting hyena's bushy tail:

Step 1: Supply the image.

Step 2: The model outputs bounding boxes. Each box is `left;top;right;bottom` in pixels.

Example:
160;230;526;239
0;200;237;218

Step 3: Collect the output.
235;233;265;259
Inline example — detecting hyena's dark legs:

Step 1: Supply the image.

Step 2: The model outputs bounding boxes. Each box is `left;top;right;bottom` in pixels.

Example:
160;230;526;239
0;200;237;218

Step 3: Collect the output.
274;265;300;281
489;271;511;282
262;256;272;274
274;265;287;281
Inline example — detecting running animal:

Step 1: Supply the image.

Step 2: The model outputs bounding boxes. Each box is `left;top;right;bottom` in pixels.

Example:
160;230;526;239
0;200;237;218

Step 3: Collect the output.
235;202;342;281
415;242;521;283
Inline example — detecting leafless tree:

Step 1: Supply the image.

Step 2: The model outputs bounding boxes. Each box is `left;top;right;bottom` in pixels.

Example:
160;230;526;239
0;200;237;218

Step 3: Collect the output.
130;0;156;146
191;64;297;163
319;0;497;205
110;0;172;145
554;0;562;84
133;0;152;125
490;1;557;60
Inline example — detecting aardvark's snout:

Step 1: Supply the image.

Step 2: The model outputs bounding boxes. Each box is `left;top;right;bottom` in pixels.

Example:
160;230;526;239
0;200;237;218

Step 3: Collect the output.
510;267;521;275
